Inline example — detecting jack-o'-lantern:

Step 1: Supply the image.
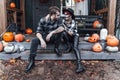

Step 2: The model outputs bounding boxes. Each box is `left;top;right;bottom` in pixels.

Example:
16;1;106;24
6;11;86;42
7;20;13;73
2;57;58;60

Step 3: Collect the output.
3;32;14;42
15;34;24;42
25;28;33;34
92;43;102;52
88;36;98;43
0;42;3;52
92;33;100;41
10;2;16;8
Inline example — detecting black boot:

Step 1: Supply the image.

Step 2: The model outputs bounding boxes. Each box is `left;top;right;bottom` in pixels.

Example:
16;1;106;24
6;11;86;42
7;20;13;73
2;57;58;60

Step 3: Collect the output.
54;48;62;57
73;34;85;73
25;54;36;73
76;61;85;73
65;42;71;53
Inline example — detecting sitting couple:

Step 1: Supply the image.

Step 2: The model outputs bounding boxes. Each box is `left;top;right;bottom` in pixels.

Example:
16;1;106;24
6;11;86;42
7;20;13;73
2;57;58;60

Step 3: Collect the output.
25;6;85;73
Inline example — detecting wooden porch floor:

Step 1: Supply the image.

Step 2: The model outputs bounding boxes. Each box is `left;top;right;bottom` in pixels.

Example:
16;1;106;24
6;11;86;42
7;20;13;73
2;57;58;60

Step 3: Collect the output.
0;34;120;60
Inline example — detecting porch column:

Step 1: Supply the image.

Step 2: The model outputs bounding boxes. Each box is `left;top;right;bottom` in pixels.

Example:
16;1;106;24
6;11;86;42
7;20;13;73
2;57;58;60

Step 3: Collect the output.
107;0;117;35
0;0;7;34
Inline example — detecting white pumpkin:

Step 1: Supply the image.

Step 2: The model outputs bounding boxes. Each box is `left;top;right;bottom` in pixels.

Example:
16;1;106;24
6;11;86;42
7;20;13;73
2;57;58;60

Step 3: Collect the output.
19;44;25;52
4;43;19;53
106;46;118;52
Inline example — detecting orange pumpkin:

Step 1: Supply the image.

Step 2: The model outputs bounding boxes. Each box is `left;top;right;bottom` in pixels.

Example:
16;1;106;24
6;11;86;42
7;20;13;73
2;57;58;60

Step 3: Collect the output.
15;34;24;42
92;33;100;41
92;43;102;52
0;42;3;52
10;2;16;8
25;28;33;34
88;37;98;43
106;35;115;41
26;39;30;42
3;32;14;42
106;37;119;47
93;20;101;28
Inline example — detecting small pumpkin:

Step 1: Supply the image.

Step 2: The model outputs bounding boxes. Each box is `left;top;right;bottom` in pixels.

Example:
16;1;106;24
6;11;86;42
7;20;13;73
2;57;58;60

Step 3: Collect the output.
88;36;98;43
15;34;24;42
106;46;118;52
3;32;14;42
106;36;119;47
25;28;33;34
4;43;19;53
93;20;101;28
92;43;102;52
26;39;30;42
92;33;100;41
0;42;3;52
10;2;16;8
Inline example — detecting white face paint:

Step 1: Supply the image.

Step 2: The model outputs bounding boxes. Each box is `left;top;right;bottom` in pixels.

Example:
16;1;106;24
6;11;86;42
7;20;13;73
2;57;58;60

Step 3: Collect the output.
64;12;71;21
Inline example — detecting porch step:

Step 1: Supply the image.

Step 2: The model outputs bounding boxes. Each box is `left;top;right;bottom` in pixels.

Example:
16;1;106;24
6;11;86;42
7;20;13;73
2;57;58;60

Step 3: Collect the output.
20;51;120;60
0;50;120;60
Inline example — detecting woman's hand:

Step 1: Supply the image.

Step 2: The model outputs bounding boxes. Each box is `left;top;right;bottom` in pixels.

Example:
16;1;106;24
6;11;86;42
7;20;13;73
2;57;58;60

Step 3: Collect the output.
67;31;73;36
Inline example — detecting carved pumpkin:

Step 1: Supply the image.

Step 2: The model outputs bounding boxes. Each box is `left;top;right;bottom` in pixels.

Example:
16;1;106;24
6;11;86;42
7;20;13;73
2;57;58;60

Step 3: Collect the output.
25;28;33;34
10;2;16;8
3;32;14;42
0;42;3;52
92;33;100;41
93;20;101;28
15;34;24;42
88;36;98;43
106;36;119;47
92;43;102;52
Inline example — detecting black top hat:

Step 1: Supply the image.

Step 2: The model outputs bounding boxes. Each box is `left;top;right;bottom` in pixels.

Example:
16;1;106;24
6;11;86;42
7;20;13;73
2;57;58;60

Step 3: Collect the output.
63;8;75;19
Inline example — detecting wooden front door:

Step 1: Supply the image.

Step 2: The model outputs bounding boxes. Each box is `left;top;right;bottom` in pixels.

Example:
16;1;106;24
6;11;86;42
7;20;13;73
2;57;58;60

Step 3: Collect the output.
32;0;60;32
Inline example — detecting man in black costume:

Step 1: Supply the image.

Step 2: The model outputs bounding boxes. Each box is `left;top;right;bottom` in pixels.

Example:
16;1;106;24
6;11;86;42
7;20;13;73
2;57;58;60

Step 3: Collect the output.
62;8;85;73
25;6;64;72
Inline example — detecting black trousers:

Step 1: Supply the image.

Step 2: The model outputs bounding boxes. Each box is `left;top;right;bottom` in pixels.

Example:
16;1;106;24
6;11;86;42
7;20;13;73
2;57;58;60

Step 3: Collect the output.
30;33;62;55
62;32;81;61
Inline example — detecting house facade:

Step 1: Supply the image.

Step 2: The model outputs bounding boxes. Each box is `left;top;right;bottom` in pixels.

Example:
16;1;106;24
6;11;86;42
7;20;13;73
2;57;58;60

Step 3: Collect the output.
0;0;118;36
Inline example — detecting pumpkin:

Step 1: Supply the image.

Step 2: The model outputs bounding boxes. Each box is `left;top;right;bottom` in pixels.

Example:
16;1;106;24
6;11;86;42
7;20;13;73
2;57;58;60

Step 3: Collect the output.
88;36;98;43
106;36;119;47
3;32;14;42
4;43;19;53
93;20;102;28
106;35;115;41
92;43;102;52
15;34;24;42
10;2;16;8
106;46;118;52
0;42;3;52
1;41;8;47
26;39;30;42
92;33;100;41
25;28;33;34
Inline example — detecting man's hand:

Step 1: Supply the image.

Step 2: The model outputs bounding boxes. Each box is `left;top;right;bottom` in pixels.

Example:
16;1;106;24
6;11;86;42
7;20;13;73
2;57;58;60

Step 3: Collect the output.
40;40;47;49
46;31;54;42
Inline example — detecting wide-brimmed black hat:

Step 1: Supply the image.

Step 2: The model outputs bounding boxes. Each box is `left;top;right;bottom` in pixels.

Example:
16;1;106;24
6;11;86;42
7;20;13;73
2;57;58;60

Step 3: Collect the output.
63;8;75;19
